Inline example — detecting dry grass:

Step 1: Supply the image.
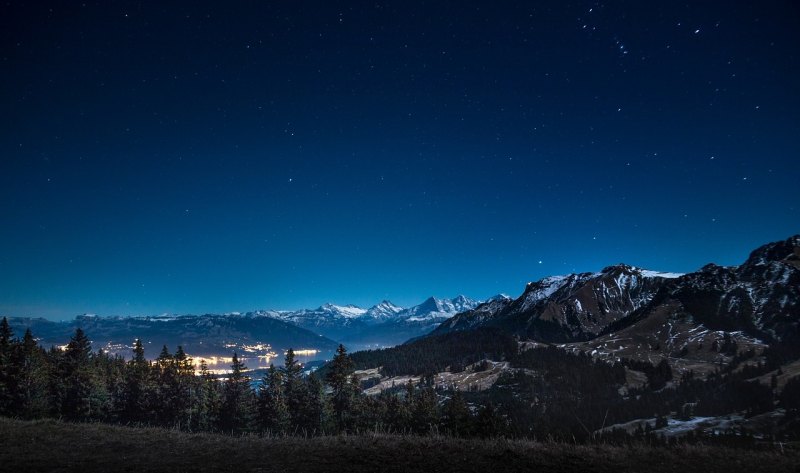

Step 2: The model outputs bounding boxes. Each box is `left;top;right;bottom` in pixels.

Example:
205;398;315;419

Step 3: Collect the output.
360;360;510;395
0;417;797;473
751;359;800;389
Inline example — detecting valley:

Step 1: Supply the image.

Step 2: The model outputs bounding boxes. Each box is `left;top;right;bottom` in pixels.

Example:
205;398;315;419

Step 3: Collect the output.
1;235;799;444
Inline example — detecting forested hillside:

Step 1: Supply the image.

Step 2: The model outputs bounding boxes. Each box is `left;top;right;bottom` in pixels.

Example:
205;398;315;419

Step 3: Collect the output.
7;315;797;442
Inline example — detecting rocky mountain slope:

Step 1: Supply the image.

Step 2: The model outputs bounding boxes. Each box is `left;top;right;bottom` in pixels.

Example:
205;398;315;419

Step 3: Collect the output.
390;234;793;384
434;236;799;348
434;265;683;341
341;236;800;440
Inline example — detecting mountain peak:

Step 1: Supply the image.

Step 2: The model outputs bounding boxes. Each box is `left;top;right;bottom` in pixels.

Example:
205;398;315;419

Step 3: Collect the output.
743;235;800;268
396;296;480;322
601;263;634;273
599;264;683;279
364;300;404;320
450;295;477;308
417;296;442;311
316;303;367;318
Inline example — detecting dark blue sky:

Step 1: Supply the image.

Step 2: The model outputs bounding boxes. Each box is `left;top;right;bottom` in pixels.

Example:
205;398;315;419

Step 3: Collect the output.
1;1;798;319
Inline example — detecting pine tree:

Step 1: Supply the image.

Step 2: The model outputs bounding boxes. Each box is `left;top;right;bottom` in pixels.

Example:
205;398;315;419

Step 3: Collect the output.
325;344;356;432
281;348;310;431
65;329;91;365
133;339;146;365
404;379;415;406
0;317;16;415
154;345;187;427
174;346;194;376
282;349;302;382
12;329;50;418
55;328;107;421
156;345;172;372
258;364;290;434
0;317;12;356
170;346;195;429
383;392;410;433
304;373;330;434
196;359;222;431
220;353;255;434
99;350;127;423
476;401;503;438
411;386;438;434
121;339;152;423
442;390;472;436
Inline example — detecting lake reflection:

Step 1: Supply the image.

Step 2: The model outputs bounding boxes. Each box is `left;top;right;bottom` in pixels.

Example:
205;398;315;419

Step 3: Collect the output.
190;350;332;375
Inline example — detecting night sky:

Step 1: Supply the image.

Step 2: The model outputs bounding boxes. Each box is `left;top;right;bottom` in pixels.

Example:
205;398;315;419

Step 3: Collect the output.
1;2;798;319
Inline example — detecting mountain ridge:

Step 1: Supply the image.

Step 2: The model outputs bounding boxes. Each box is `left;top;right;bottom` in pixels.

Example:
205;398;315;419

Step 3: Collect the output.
249;295;480;348
3;295;482;356
5;312;340;360
419;235;800;379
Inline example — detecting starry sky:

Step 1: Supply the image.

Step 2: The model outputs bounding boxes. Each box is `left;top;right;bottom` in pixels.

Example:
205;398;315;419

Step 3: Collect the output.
1;1;798;320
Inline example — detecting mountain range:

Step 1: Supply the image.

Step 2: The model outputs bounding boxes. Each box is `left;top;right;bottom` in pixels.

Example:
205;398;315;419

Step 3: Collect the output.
425;235;800;376
400;235;800;374
5;313;340;360
342;235;800;439
435;236;798;341
4;235;799;439
4;295;481;359
5;234;799;383
250;295;480;348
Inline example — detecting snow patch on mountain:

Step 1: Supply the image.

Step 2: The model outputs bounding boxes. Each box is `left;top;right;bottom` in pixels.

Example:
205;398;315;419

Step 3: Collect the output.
364;300;404;321
250;295;479;328
637;269;684;279
521;276;568;309
318;303;367;318
400;296;480;322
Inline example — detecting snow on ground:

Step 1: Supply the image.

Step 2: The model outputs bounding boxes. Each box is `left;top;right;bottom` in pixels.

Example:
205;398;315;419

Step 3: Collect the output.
637;268;684;278
597;414;745;438
658;417;719;436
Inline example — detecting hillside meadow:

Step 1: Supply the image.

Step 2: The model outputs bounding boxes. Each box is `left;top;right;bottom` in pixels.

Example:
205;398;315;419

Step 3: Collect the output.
1;418;797;473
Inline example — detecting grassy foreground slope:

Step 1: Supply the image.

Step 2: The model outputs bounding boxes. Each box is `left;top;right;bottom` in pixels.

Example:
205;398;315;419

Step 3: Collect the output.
1;418;797;473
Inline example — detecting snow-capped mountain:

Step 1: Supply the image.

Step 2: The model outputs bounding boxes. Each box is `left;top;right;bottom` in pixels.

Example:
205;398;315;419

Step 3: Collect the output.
6;296;481;359
662;235;800;341
345;296;481;348
394;296;479;322
250;295;481;348
364;300;405;322
435;264;681;340
432;235;800;362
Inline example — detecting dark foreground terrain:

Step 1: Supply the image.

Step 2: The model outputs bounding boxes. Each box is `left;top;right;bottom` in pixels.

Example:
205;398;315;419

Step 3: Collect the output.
0;418;797;473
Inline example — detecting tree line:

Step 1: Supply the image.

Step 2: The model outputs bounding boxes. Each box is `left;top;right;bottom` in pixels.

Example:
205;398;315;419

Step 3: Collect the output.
0;318;504;437
2;317;796;441
347;328;519;377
